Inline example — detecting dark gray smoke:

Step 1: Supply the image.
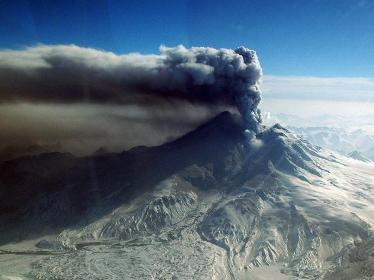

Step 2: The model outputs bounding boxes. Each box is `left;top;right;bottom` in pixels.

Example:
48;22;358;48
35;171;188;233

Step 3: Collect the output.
0;45;262;130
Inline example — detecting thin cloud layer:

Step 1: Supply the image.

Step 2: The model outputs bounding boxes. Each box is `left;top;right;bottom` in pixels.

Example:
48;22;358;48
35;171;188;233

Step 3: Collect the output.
0;44;262;129
262;75;374;101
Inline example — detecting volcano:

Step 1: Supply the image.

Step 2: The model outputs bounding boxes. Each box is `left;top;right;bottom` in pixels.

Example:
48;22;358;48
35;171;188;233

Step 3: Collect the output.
0;112;373;280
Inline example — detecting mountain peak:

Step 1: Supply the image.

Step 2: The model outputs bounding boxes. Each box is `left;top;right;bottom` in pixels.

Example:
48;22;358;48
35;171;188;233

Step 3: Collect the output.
172;111;244;144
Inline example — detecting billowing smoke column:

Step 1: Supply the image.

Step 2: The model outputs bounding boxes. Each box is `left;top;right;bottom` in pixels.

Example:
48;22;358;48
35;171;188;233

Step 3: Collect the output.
0;45;263;130
160;45;263;130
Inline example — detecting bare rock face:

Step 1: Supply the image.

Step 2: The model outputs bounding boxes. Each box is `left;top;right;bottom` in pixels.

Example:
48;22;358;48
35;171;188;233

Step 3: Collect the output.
0;112;373;280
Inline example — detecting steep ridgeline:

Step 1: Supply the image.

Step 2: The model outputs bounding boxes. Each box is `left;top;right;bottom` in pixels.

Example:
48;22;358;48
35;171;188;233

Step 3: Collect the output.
0;112;373;280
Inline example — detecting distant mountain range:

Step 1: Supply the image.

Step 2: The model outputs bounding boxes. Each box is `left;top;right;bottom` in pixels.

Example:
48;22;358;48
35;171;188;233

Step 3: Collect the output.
289;126;374;162
0;143;61;163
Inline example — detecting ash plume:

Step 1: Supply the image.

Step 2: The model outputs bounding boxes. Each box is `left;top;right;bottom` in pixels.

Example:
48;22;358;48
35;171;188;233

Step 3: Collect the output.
0;45;263;130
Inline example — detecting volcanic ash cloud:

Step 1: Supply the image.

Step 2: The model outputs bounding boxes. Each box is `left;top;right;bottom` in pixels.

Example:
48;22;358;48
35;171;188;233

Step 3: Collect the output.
0;44;263;130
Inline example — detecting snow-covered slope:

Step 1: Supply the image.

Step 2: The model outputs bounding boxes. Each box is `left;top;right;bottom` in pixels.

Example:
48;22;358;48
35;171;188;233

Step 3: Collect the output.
0;112;373;280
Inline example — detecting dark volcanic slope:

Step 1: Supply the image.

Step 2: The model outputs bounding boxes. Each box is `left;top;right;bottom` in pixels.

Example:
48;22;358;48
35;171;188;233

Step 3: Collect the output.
0;112;247;242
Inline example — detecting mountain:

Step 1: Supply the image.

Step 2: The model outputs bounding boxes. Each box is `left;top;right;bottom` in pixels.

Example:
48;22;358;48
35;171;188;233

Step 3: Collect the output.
288;126;374;161
0;112;373;280
348;150;372;163
0;143;60;162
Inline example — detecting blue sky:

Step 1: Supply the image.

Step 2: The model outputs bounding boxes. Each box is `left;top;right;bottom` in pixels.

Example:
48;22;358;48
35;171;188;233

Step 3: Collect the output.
1;0;374;77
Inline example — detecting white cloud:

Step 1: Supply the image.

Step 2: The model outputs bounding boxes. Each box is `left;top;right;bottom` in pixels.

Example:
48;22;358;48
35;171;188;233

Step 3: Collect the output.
262;75;374;102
